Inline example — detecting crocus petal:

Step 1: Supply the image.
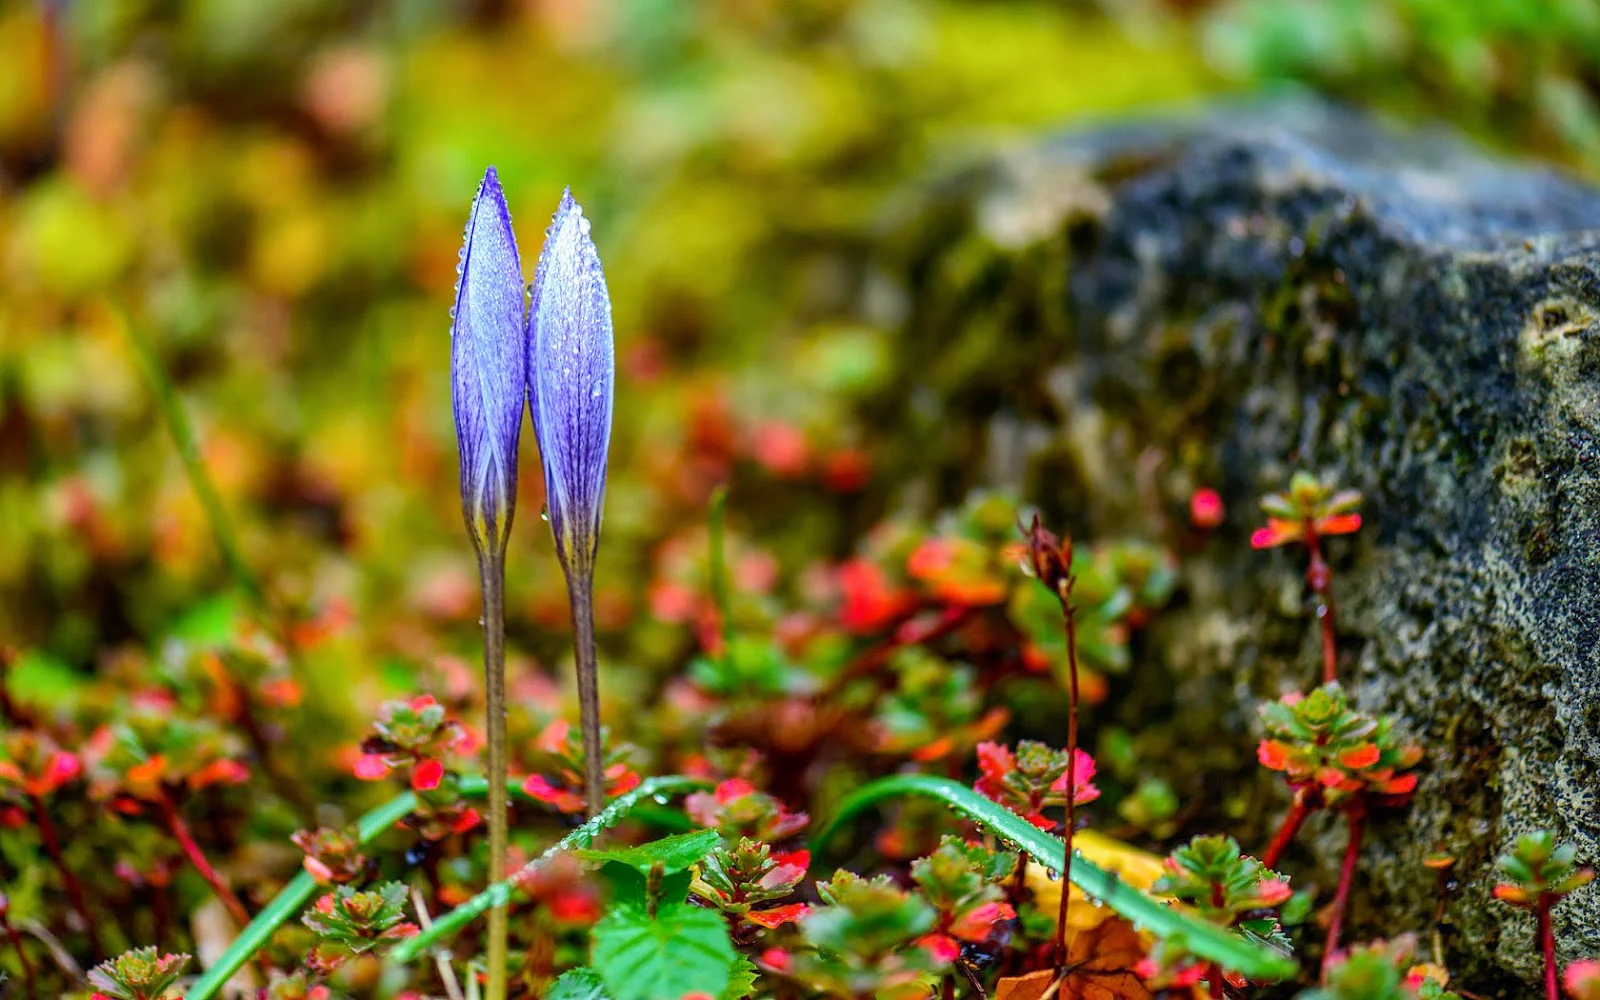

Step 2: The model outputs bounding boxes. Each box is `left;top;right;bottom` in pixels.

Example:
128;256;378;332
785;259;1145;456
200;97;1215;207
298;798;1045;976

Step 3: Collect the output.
450;166;527;557
529;188;614;578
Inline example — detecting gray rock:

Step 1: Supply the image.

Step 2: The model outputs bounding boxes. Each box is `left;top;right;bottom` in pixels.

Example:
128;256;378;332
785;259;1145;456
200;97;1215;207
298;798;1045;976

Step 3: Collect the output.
866;98;1600;993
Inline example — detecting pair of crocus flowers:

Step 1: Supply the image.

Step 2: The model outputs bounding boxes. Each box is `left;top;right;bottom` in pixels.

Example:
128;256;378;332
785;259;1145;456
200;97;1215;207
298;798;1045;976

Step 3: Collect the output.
450;167;612;577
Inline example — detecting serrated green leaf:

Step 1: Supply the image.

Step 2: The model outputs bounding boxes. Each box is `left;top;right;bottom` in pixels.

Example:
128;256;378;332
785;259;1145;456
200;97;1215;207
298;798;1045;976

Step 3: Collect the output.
576;828;720;875
813;774;1299;982
547;967;611;1000
721;954;759;1000
599;861;693;910
592;901;737;1000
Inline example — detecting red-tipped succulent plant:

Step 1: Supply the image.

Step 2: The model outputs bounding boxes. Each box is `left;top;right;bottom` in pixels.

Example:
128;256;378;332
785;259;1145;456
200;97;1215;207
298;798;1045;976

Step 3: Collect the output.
692;838;811;940
685;777;808;843
521;718;641;815
1250;471;1362;551
1258;684;1422;806
87;947;191;1000
974;740;1099;831
1140;835;1293;992
302;881;419;974
908;835;1017;964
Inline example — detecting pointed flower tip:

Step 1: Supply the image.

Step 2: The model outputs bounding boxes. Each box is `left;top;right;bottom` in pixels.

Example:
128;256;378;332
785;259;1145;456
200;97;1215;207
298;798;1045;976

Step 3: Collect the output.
451;166;527;557
529;185;615;579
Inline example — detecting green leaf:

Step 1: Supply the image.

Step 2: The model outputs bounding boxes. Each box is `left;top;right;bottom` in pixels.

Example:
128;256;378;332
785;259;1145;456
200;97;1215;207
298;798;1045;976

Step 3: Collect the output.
547;967;612;1000
386;776;710;965
592;901;738;1000
721;954;759;1000
576;828;720;875
597;861;692;910
813;774;1299;982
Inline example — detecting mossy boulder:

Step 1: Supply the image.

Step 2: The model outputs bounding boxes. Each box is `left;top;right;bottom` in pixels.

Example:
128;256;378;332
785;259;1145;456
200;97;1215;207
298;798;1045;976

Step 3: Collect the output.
865;99;1600;993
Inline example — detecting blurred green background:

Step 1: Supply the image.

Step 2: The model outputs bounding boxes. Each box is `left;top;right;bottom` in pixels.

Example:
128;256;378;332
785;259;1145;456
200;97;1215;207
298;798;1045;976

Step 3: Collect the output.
4;0;1600;697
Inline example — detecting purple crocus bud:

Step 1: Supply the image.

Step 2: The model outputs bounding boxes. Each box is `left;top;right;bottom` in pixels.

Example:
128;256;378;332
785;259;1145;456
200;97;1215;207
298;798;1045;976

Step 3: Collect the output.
450;166;526;558
528;188;615;580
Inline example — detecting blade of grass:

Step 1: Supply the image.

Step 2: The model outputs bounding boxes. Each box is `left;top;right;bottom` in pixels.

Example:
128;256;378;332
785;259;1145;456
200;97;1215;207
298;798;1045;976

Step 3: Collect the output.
707;485;733;655
118;307;260;605
813;773;1298;982
387;775;707;964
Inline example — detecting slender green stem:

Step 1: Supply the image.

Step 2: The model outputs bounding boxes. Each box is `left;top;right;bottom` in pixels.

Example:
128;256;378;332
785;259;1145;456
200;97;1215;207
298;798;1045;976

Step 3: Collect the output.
568;572;605;820
478;553;510;1000
707;486;733;655
386;775;707;964
121;309;260;605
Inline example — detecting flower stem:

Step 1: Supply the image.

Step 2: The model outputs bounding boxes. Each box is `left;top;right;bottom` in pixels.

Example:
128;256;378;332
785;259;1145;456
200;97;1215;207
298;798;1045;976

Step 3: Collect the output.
477;553;510;1000
1205;965;1226;998
29;793;102;956
1055;577;1080;975
1322;800;1366;979
1306;532;1338;685
1538;896;1559;1000
568;571;605;819
1261;790;1315;870
158;790;250;928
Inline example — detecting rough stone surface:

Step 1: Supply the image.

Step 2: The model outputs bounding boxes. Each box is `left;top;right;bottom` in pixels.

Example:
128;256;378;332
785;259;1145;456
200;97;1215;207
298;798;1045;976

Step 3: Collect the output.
864;99;1600;993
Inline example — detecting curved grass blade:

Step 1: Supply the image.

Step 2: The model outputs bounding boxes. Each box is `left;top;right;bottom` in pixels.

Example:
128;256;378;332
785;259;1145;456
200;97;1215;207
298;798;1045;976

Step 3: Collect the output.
813;773;1298;982
189;774;704;997
387;775;707;964
119;307;260;605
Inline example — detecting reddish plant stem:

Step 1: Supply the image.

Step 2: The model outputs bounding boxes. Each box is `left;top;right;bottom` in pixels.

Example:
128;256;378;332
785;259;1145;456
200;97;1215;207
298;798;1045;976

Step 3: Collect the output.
1537;896;1559;1000
158;790;250;927
1055;574;1080;975
1261;789;1316;870
821;604;979;700
153;873;171;948
2;912;35;995
1205;965;1226;998
1322;800;1367;979
29;793;102;956
1305;530;1338;685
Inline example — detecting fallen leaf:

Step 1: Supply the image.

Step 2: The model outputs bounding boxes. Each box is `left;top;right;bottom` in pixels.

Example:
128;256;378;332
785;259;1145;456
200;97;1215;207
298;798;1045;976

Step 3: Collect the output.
992;919;1159;1000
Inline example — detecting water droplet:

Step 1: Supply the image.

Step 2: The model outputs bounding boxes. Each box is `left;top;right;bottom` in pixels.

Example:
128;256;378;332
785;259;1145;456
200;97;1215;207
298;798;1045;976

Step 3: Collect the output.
652;795;670;805
540;505;550;522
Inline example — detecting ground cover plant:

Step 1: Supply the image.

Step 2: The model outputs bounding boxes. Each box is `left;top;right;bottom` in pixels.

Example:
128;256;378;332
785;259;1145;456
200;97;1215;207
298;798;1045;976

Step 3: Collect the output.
7;2;1600;999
